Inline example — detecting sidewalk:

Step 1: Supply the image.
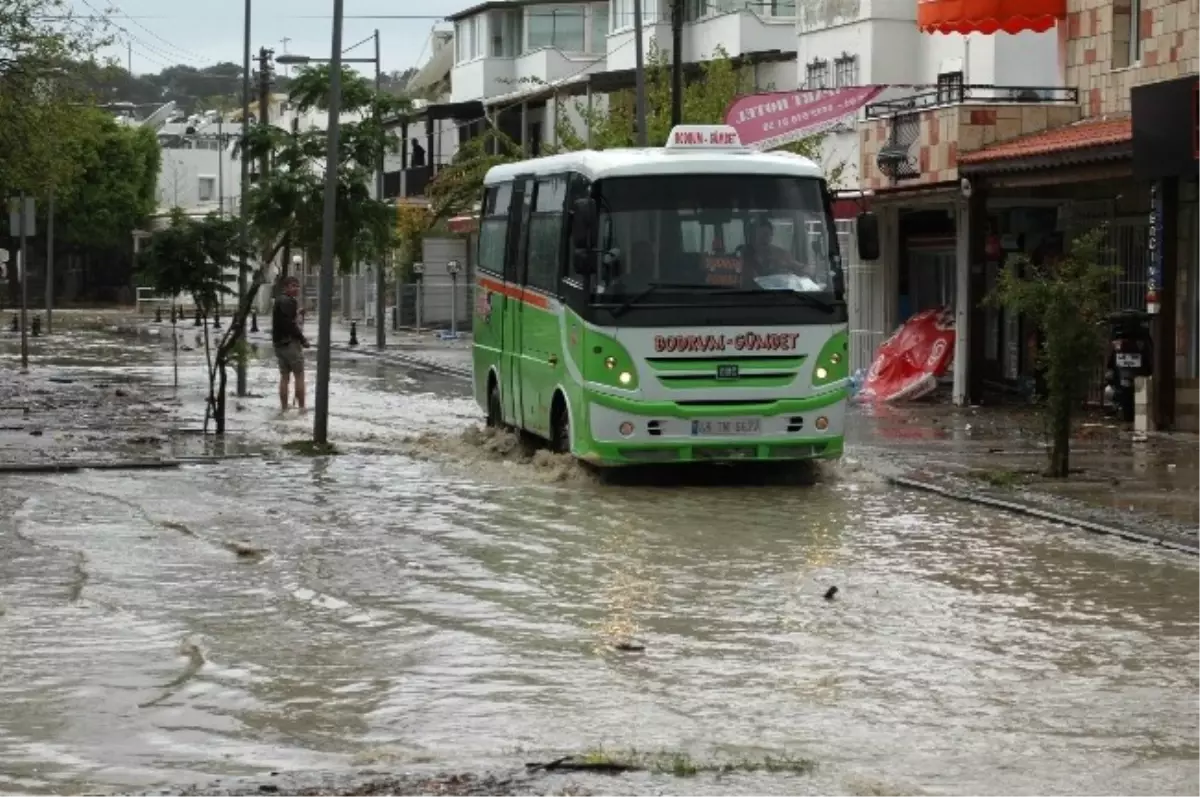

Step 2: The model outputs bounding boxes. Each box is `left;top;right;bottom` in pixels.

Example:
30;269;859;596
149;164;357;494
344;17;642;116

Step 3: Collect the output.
845;402;1198;552
245;316;472;378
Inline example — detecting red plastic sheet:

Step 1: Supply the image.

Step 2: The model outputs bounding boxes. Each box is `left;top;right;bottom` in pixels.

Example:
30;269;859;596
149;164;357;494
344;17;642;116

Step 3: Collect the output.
859;308;956;403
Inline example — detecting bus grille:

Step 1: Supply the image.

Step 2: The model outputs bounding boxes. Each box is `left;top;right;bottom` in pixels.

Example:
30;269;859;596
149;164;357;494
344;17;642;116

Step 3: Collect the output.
645;356;806;390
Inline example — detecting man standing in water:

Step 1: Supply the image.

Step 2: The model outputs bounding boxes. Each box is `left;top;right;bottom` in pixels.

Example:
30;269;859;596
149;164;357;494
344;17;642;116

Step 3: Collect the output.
272;276;309;411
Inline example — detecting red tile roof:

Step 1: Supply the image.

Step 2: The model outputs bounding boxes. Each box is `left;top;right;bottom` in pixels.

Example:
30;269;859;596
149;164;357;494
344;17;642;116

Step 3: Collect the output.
957;116;1132;164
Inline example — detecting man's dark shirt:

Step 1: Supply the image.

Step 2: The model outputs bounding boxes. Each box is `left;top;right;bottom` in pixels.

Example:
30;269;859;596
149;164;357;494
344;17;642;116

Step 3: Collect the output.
272;294;305;346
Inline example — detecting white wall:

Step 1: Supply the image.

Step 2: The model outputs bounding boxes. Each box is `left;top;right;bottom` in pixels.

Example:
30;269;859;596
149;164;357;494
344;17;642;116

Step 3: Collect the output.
156;147;239;214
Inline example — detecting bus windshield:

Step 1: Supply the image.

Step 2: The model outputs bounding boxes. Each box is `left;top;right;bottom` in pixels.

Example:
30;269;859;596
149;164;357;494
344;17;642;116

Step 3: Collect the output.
592;174;838;297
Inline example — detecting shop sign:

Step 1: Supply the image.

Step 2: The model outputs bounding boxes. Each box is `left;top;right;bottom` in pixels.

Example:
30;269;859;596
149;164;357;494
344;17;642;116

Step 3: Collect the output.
1147;182;1162;314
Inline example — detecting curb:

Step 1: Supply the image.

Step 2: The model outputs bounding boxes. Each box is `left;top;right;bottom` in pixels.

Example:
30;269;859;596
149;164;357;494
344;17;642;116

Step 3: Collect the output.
329;343;472;380
0;459;183;474
886;473;1198;556
0;455;262;475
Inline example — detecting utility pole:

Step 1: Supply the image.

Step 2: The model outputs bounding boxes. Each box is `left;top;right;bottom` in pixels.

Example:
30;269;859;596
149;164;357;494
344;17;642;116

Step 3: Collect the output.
671;0;683;127
257;47;273;181
633;0;648;146
373;29;386;349
236;0;251;397
314;0;346;445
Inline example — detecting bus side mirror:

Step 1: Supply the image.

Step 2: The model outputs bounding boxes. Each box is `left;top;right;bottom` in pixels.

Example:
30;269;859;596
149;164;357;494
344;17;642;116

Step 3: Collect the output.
856;211;881;261
571;197;598;275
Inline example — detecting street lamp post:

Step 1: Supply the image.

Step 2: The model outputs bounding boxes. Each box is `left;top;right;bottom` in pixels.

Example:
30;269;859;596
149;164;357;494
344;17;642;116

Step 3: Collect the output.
278;34;384;335
298;0;344;445
276;31;388;443
236;0;251;397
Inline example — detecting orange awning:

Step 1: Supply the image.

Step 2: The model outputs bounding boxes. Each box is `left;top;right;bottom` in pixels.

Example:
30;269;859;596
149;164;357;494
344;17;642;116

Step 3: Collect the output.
917;0;1065;34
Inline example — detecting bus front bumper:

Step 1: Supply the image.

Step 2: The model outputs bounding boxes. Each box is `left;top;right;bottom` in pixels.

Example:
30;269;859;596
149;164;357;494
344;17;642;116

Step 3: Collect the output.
578;391;847;466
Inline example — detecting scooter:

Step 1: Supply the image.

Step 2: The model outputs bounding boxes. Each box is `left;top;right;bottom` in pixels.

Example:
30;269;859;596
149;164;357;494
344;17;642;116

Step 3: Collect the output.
1103;310;1154;422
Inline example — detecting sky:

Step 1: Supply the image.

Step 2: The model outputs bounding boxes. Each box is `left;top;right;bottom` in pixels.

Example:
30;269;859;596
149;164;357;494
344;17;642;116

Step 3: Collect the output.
72;0;468;77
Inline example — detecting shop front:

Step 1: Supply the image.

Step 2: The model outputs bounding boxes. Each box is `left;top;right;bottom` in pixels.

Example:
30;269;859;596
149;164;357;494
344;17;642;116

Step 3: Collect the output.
1131;73;1200;431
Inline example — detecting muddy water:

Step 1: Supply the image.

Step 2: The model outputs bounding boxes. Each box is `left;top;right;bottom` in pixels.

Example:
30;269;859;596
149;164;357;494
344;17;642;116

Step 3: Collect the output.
1;324;1197;795
0;431;1196;796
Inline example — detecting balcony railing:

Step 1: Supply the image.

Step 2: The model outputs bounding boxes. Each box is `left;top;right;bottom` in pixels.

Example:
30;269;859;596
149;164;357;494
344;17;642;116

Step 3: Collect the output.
383;164;452;200
865;85;1079;119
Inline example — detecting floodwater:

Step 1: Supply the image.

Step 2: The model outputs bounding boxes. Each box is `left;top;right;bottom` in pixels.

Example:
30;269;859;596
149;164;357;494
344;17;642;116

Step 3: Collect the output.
0;320;1197;796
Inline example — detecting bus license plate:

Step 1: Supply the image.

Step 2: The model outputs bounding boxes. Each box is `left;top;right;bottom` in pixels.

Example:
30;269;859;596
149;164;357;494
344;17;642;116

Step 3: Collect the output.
1115;353;1142;368
691;418;761;436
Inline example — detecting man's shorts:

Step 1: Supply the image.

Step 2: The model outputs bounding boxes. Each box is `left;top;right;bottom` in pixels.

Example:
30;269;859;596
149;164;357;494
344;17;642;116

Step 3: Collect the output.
275;340;304;377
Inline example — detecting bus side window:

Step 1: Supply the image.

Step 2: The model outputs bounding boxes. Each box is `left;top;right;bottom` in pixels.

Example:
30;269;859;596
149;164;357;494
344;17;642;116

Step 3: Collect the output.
565;172;591;280
527;174;567;294
478;183;512;277
506;177;534;285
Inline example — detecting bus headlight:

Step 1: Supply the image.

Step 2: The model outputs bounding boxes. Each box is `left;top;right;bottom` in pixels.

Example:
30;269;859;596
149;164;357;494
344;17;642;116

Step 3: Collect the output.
605;356;617;369
618;371;633;385
812;331;849;388
815;416;829;430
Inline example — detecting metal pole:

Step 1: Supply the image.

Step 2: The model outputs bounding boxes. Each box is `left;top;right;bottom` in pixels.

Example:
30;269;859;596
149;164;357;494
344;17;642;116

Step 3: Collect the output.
633;0;648;146
671;0;683;127
18;192;28;371
45;188;54;334
218;116;225;216
313;0;346;445
374;29;386;349
450;272;458;338
236;0;252;397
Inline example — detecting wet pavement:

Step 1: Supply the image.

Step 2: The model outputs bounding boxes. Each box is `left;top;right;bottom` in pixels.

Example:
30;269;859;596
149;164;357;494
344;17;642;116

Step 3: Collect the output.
0;313;1197;796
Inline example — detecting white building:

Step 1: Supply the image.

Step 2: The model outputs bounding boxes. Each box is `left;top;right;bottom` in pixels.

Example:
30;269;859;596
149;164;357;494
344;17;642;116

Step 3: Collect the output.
388;0;799;188
795;0;1060;187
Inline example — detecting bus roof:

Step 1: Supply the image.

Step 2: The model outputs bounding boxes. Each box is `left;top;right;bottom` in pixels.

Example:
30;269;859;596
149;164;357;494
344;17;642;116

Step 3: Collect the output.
483;125;825;186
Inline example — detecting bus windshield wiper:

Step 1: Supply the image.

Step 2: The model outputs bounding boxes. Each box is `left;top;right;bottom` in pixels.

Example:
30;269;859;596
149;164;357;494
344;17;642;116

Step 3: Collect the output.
608;282;725;317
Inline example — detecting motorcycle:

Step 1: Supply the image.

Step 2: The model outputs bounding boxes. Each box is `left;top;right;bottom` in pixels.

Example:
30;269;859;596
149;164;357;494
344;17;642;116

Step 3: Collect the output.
1103;310;1154;422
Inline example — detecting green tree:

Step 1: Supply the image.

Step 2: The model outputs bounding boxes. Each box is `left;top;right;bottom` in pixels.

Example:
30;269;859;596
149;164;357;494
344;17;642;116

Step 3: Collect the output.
137;210;250;434
53;109;160;251
241;63;409;272
427;47;839;225
986;228;1116;478
0;0;110;299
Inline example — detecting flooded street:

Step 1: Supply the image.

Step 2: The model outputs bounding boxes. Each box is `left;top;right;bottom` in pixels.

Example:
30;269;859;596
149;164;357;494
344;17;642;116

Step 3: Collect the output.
0;321;1197;795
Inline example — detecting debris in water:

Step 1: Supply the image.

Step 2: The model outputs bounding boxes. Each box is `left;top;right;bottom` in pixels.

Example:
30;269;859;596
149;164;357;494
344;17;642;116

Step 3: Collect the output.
613;640;646;653
223;540;268;559
824;586;839;601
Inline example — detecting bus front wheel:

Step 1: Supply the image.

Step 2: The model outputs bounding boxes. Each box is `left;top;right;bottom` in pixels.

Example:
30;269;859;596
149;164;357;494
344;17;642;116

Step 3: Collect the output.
486;379;502;428
551;394;570;454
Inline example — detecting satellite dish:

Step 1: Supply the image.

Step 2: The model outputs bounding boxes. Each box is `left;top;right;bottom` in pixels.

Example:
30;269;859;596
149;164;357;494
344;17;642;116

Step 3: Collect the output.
139;100;178;132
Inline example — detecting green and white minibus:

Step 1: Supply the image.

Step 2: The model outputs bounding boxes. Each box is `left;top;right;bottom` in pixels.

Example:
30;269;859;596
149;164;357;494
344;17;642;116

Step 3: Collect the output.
472;124;864;467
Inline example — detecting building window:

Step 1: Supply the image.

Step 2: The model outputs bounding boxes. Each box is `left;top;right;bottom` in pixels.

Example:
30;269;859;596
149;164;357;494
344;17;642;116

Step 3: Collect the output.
805;59;829;89
1111;0;1141;68
771;0;796;14
611;0;659;31
455;15;482;63
590;5;608;52
528;7;586;52
936;70;964;104
490;10;522;56
198;176;216;203
834;54;858;87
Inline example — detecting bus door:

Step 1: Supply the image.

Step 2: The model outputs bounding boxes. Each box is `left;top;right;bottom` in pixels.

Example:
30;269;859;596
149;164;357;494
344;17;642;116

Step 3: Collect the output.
503;176;534;428
517;175;568;438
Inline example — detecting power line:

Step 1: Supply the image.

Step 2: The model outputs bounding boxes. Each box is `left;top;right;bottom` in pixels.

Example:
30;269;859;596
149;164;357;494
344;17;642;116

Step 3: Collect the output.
110;3;210;64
